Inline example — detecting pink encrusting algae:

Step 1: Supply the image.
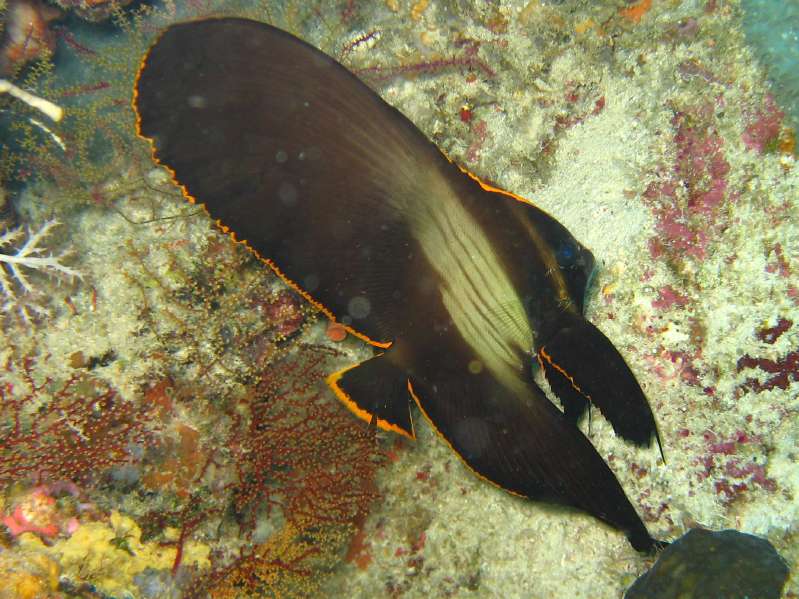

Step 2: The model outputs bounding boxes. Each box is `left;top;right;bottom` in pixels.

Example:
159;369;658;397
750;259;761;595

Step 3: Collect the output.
741;95;784;154
643;104;733;261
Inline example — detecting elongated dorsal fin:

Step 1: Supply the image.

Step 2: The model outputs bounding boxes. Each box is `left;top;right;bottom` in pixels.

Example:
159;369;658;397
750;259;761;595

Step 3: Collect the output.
134;17;459;348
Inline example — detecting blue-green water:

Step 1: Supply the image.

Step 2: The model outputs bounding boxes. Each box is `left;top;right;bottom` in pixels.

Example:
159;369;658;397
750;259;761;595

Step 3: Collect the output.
742;0;799;129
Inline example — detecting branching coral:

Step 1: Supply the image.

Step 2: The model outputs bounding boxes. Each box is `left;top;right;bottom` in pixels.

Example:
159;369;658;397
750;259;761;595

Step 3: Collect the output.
0;219;79;320
0;78;62;121
0;354;157;487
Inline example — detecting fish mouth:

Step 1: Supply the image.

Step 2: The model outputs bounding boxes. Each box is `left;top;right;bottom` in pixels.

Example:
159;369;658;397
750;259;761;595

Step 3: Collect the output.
582;261;599;307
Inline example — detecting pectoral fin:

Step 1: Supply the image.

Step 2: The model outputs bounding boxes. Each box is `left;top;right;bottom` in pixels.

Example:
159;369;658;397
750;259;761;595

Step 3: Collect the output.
327;351;415;439
538;313;662;454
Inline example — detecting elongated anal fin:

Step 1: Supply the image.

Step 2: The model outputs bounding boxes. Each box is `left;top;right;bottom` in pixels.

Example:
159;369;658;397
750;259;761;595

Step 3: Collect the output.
408;356;663;553
326;352;415;440
538;313;664;460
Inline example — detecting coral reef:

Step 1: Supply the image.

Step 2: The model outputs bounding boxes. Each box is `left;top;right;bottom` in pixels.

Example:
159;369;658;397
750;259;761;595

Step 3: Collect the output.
0;546;60;599
10;510;209;597
0;220;78;320
0;0;796;598
0;77;62;120
3;486;78;539
0;354;155;486
50;0;134;23
0;0;60;76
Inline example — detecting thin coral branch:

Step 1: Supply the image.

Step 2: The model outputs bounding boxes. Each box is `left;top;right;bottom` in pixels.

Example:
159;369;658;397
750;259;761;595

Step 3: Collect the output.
0;78;64;122
0;220;80;320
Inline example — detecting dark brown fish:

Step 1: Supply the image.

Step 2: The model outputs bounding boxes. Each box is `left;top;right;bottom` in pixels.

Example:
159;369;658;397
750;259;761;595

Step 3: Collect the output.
133;17;665;552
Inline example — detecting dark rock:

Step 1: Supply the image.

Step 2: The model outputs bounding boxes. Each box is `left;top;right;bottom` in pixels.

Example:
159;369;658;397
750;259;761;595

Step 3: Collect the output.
625;528;789;599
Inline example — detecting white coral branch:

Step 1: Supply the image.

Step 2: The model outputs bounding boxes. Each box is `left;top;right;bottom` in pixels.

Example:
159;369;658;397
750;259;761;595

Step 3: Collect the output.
0;79;64;122
0;220;81;319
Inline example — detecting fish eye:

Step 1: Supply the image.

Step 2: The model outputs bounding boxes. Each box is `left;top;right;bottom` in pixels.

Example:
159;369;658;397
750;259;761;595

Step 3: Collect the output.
555;241;577;268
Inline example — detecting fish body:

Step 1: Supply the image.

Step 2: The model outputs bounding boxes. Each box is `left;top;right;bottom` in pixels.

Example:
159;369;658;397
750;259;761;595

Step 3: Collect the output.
134;17;664;552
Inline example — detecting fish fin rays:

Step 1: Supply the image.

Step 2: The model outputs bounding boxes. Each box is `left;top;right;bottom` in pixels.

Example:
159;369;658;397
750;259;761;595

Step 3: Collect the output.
409;358;659;550
538;349;592;426
539;314;663;455
134;17;450;345
327;351;415;439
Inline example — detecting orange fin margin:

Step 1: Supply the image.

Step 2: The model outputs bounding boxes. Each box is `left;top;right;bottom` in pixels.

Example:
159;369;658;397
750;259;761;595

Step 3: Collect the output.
406;380;524;498
327;361;415;440
132;39;392;351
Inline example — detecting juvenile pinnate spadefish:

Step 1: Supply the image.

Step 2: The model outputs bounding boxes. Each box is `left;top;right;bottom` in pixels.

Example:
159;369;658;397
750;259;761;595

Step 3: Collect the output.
133;17;666;552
